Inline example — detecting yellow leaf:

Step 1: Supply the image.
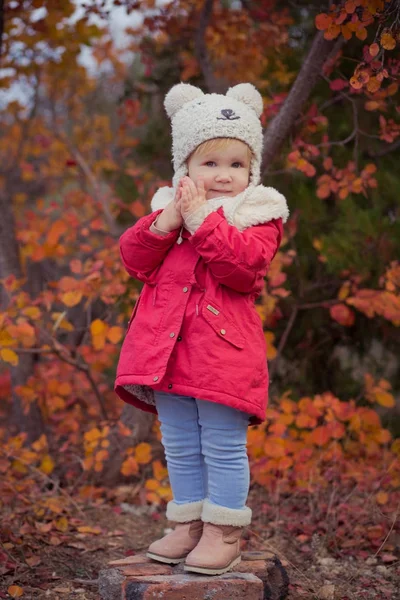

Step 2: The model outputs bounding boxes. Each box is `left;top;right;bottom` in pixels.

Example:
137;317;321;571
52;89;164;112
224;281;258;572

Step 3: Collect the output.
92;333;106;350
376;491;388;505
375;391;395;408
0;329;14;346
40;455;55;475
107;326;123;344
32;435;48;452
61;290;83;307
77;525;102;535
54;516;69;532
22;306;41;319
84;428;102;443
0;348;19;366
8;586;24;598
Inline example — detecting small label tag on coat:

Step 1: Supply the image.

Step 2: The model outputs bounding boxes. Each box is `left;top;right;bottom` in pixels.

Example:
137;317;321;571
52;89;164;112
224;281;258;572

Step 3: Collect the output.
206;305;220;315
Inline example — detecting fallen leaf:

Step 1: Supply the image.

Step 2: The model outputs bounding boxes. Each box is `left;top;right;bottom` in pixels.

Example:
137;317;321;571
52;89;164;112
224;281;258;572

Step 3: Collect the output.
7;587;23;598
381;553;397;563
318;584;335;600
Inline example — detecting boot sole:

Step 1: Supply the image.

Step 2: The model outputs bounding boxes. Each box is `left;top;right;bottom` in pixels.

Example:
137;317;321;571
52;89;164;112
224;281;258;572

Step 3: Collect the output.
184;555;241;575
146;551;186;565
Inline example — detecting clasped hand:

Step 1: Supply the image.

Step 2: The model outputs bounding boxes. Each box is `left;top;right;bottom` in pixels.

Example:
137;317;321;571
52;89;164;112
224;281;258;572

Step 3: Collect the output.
175;176;207;220
155;176;207;232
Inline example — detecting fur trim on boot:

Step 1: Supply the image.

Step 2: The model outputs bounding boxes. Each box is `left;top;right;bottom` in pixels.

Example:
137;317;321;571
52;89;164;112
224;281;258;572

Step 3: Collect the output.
166;499;204;523
201;499;252;526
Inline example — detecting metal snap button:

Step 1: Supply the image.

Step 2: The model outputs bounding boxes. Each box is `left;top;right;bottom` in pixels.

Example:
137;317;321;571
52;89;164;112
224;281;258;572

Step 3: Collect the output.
153;376;159;382
220;329;226;335
170;332;175;338
183;286;188;293
168;384;173;389
177;336;182;341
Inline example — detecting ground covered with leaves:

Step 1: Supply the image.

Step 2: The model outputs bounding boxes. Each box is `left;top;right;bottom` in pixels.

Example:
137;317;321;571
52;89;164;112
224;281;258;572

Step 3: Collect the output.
1;483;399;600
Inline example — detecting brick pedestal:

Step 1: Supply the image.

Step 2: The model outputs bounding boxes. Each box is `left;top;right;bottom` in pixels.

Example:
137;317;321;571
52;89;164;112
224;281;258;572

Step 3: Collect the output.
99;551;289;600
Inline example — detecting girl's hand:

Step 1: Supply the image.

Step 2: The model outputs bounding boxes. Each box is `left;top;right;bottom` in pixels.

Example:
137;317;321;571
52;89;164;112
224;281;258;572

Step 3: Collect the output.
155;186;184;232
180;176;207;220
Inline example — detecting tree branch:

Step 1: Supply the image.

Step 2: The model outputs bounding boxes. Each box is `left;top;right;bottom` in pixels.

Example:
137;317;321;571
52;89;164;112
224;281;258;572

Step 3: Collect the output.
262;33;344;174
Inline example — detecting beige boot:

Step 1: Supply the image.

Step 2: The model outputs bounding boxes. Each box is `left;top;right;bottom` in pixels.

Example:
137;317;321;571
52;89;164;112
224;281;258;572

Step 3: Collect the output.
184;499;252;575
147;520;203;564
147;500;203;565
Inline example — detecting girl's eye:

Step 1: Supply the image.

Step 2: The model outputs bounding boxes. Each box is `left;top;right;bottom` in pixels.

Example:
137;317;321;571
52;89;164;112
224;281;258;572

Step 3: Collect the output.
232;162;242;168
205;161;216;167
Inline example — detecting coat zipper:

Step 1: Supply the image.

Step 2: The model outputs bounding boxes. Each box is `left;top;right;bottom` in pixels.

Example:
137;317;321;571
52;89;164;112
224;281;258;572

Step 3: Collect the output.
177;225;183;244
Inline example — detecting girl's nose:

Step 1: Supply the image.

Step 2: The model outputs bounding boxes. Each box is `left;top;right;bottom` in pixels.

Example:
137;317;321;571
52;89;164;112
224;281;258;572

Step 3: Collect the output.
215;170;232;182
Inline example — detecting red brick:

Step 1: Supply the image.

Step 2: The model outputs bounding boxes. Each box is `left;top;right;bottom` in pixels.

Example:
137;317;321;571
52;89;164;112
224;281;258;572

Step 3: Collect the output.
124;572;263;600
121;563;173;577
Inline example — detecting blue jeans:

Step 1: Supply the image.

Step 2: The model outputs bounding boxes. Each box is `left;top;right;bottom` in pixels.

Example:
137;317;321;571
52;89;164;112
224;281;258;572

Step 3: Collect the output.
154;392;250;510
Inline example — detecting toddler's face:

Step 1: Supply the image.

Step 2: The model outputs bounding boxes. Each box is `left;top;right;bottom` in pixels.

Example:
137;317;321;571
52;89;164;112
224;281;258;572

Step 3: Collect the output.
187;140;251;200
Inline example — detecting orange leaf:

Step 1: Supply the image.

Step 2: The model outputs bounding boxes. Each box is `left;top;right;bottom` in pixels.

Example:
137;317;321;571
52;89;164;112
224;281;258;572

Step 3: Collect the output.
134;442;152;465
330;304;355;327
90;319;106;335
345;0;356;13
264;331;277;360
369;43;380;57
46;221;68;247
264;437;286;458
8;586;24;598
381;32;396;51
145;478;159;491
375;391;395;408
61;290;83;307
367;77;381;93
309;426;331;446
376;491;389;505
315;13;331;30
107;326;123;344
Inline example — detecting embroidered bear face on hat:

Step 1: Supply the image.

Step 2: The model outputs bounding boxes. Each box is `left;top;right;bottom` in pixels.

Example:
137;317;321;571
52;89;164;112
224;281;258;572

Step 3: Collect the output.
164;83;264;189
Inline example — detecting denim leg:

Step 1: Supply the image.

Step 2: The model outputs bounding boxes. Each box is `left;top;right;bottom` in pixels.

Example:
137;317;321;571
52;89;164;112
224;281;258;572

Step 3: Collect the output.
196;399;250;510
155;392;206;504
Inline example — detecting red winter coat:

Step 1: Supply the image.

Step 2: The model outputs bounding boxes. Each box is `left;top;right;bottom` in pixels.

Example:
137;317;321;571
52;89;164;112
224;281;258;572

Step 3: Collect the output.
115;206;283;425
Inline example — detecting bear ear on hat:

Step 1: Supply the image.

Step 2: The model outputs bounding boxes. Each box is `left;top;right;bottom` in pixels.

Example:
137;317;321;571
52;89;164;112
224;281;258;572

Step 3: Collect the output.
164;83;204;118
226;83;263;118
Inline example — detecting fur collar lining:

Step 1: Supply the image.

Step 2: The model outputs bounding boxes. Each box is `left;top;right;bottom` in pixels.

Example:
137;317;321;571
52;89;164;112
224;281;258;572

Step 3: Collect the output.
151;184;289;232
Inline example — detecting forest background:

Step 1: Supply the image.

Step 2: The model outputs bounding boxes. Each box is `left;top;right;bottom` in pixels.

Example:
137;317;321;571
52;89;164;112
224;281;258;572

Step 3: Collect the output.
0;1;399;598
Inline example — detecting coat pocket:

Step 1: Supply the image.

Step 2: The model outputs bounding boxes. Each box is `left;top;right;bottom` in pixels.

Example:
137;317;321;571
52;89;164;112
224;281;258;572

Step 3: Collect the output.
201;300;245;349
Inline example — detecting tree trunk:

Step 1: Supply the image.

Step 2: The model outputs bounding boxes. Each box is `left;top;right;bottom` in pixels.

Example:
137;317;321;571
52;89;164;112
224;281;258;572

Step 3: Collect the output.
0;0;4;59
100;403;154;486
261;32;344;173
0;189;45;443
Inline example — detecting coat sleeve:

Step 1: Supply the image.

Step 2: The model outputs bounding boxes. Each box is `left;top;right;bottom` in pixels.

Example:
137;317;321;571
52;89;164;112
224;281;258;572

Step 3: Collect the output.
188;207;283;294
119;210;180;284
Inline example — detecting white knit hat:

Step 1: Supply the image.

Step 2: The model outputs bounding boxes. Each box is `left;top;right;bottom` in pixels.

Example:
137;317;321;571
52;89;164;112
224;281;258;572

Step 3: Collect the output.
164;83;264;189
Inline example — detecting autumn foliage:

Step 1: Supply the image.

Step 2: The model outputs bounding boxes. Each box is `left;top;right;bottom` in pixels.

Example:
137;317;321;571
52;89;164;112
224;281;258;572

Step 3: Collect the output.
1;0;399;585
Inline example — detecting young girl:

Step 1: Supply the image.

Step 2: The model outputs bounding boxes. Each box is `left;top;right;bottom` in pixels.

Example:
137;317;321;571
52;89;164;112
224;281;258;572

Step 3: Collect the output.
115;82;289;575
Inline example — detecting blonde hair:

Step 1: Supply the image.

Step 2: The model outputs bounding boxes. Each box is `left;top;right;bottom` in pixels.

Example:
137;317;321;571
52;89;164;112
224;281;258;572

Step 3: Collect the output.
190;138;252;162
